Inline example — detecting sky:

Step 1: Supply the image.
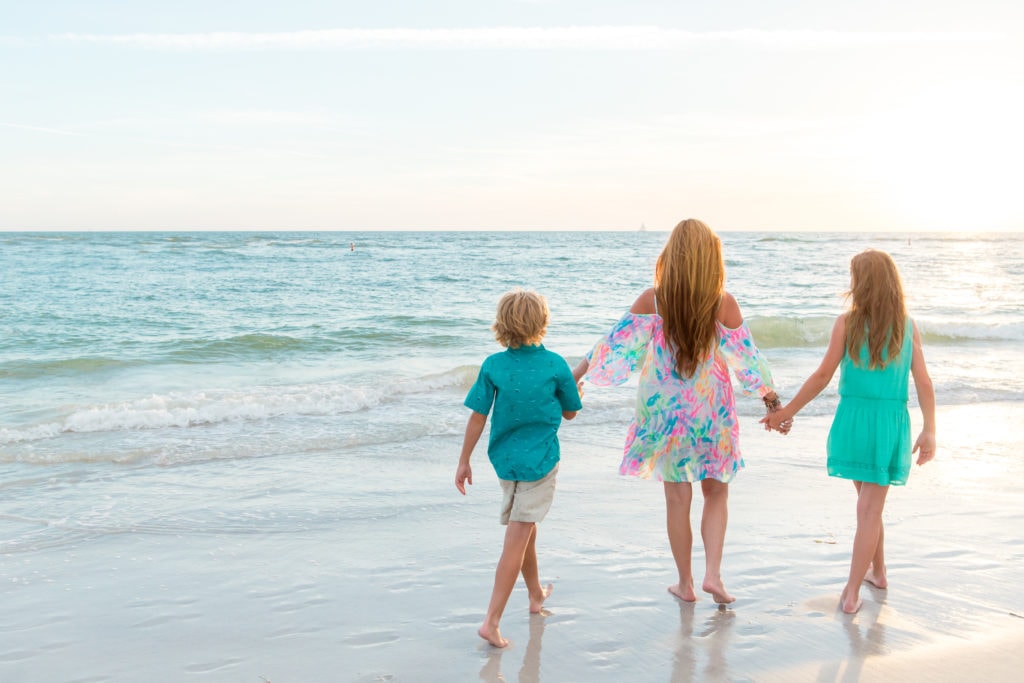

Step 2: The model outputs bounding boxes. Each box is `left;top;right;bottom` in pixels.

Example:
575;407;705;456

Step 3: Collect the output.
2;1;1022;232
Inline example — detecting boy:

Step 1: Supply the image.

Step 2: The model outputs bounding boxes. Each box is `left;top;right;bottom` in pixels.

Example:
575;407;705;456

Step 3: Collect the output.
455;288;582;648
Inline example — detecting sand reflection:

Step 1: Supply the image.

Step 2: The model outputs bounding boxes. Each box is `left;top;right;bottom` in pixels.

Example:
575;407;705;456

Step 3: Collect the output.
671;603;735;682
478;610;548;683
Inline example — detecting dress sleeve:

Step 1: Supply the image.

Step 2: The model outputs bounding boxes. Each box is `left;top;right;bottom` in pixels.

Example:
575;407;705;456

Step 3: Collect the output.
583;313;656;386
718;321;775;398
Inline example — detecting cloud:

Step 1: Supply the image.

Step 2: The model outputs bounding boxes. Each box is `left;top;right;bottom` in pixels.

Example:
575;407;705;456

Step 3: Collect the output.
0;121;80;136
47;27;1003;51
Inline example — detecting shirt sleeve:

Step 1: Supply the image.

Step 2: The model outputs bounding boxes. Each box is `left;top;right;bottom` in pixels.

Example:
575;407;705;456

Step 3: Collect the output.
583;312;656;387
555;358;583;412
718;321;775;398
463;360;495;415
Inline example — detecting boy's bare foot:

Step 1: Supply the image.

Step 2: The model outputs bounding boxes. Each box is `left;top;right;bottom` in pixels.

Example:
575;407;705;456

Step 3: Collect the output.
702;578;735;604
864;567;888;589
668;582;698;602
478;624;509;648
529;583;553;614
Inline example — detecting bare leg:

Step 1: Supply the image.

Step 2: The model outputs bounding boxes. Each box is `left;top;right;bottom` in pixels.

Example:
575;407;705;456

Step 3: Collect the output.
664;482;697;601
842;482;889;614
700;479;735;604
519;524;553;613
479;521;536;647
853;482;888;589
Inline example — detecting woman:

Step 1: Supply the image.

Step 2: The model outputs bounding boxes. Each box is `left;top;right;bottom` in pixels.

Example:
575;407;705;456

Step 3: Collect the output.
574;218;785;603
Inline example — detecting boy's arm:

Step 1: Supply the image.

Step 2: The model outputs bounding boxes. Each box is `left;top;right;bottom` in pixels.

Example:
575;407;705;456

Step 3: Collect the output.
455;411;487;495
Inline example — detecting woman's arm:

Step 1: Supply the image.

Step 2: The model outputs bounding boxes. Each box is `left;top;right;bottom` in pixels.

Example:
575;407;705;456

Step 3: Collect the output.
910;321;936;465
718;292;778;404
575;289;656;386
762;314;846;430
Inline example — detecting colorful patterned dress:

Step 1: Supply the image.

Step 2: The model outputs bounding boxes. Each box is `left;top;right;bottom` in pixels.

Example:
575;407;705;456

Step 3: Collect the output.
584;311;776;483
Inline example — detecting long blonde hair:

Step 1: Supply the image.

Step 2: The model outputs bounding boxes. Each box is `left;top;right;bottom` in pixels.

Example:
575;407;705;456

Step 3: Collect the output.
655;219;724;378
845;249;906;369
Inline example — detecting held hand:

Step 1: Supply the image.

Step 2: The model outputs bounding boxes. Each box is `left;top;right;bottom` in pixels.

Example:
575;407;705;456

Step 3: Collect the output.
759;407;793;435
455;462;473;495
576;380;585;401
912;431;936;465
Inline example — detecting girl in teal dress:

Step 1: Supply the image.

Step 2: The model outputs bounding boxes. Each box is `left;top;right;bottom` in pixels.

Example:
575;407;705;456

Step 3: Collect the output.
763;250;936;614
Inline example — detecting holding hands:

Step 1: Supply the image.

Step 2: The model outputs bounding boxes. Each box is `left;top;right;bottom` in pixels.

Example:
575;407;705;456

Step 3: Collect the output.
761;392;793;435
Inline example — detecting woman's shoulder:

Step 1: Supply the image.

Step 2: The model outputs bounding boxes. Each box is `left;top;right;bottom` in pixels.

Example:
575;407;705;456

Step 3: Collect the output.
716;291;742;328
629;288;657;315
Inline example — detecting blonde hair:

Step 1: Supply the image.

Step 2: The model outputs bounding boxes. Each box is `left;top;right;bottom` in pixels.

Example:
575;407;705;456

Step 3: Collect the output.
845;249;907;369
654;218;725;378
492;289;549;349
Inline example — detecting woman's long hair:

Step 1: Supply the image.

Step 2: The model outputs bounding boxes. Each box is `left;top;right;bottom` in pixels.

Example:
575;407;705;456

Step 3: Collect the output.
845;249;906;369
655;219;724;378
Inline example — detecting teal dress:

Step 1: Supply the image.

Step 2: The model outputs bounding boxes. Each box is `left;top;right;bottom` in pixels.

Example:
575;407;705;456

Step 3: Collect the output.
826;318;914;486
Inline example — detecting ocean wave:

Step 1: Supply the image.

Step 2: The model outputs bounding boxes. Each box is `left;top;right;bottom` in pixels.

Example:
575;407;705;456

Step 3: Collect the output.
916;320;1024;343
0;365;479;446
165;333;313;361
745;316;1024;348
745;316;835;348
0;356;142;380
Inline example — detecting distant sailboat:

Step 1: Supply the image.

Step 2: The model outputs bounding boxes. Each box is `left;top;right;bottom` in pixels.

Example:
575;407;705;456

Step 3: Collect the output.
639;222;647;232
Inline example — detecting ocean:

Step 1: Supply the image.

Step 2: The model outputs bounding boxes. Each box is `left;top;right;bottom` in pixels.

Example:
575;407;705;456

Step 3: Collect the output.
1;230;1023;681
3;230;1021;466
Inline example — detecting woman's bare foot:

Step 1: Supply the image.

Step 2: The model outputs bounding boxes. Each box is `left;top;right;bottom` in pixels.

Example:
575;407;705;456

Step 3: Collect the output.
668;581;697;602
863;566;888;589
529;583;553;614
478;623;509;648
839;588;862;614
702;578;735;604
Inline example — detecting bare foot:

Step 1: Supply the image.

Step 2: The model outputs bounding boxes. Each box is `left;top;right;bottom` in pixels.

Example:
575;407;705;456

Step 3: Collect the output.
701;578;735;605
864;567;888;589
668;582;697;602
529;583;553;614
839;588;862;614
478;624;509;648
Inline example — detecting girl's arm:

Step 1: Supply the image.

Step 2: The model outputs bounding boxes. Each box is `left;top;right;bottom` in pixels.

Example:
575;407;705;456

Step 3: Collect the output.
762;314;847;431
910;321;937;465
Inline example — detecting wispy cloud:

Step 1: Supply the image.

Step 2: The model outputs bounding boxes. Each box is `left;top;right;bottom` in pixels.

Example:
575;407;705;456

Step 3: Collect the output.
0;121;81;136
46;27;1003;51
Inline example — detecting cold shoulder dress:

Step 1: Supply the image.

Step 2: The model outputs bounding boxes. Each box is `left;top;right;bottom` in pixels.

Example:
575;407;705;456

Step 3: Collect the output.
583;311;776;483
826;318;915;486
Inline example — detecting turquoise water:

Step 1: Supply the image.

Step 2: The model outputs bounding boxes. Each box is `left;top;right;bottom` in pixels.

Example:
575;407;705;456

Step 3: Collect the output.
2;230;1022;465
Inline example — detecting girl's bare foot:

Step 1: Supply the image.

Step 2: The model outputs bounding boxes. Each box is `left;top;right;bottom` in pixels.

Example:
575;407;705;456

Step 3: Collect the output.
864;566;888;589
478;623;509;648
668;581;697;602
702;578;735;604
529;583;553;614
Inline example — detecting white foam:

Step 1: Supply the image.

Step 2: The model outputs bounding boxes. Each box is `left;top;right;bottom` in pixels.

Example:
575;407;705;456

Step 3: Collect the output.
0;366;479;445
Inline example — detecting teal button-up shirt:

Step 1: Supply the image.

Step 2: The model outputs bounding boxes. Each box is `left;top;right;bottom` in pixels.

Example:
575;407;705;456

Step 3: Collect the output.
464;344;582;481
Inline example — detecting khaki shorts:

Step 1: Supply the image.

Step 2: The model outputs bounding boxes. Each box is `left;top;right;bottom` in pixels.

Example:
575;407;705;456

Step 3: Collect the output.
499;465;558;525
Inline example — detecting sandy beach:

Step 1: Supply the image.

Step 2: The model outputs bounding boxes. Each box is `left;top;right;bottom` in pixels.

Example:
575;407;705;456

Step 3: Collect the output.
2;401;1022;682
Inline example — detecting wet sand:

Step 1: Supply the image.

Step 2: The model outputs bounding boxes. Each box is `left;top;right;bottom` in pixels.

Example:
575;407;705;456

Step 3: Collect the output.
1;404;1021;681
